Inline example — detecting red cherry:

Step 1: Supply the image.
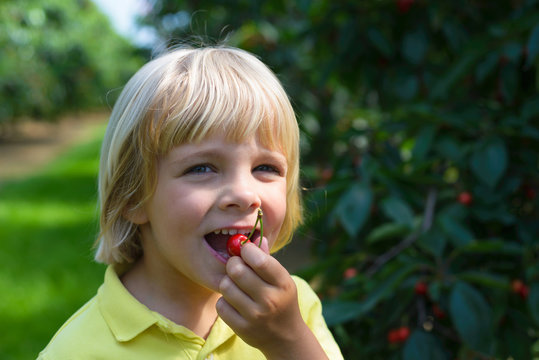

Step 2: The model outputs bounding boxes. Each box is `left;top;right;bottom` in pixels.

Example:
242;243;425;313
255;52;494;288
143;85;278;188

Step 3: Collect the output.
457;191;473;206
511;279;524;294
519;285;530;299
396;0;414;13
343;267;358;279
320;167;334;183
387;329;400;343
523;185;536;200
397;327;411;342
432;304;446;319
227;234;250;257
414;281;428;296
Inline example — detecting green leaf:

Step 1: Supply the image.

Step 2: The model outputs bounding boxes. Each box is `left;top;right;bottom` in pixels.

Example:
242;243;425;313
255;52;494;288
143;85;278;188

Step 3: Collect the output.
438;215;474;248
366;222;412;244
501;325;533;360
416;226;447;258
381;197;415;226
500;64;519;103
456;271;509;290
359;262;418;314
470;137;507;188
458;239;523;255
403;331;448;360
393;74;419;100
431;52;479;99
323;263;419;326
367;27;393;58
333;182;373;237
402;28;428;65
435;135;462;163
322;301;368;327
442;21;465;51
412;125;436;161
521;97;539;121
475;52;499;83
525;24;539;68
529;283;539;326
449;282;494;355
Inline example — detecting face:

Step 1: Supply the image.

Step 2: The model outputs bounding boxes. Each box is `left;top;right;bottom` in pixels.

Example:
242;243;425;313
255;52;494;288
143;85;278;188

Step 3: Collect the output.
134;134;288;293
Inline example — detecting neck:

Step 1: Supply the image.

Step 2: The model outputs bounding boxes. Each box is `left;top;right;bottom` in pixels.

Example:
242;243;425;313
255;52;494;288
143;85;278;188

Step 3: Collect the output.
121;257;220;339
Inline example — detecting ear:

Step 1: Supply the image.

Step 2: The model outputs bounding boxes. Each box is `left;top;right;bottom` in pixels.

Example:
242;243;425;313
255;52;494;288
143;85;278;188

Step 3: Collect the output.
123;205;149;225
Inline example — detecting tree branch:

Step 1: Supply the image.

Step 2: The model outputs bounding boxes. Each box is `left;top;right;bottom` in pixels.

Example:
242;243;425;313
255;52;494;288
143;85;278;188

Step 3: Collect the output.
365;187;438;277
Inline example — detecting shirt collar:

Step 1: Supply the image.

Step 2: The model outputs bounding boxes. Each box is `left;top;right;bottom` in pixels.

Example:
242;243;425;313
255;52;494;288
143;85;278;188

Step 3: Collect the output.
97;265;236;350
98;265;158;342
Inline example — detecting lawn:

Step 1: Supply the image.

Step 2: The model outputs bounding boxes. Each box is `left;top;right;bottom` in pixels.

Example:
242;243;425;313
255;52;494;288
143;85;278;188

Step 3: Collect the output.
0;124;107;359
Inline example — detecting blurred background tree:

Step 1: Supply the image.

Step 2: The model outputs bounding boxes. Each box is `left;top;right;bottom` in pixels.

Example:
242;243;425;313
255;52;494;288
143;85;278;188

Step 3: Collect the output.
0;0;143;130
2;0;537;358
139;0;539;358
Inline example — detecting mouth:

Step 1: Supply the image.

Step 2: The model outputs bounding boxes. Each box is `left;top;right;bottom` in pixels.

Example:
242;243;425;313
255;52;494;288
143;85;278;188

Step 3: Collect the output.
204;228;261;263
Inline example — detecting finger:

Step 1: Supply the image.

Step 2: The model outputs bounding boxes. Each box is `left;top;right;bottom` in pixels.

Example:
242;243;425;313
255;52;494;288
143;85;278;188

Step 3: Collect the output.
240;242;290;287
226;255;271;303
251;235;270;254
219;274;256;317
216;296;249;331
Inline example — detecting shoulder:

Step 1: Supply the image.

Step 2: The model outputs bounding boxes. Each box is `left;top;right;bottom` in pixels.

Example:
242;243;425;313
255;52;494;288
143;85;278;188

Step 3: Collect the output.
291;275;322;319
37;294;112;360
291;275;345;360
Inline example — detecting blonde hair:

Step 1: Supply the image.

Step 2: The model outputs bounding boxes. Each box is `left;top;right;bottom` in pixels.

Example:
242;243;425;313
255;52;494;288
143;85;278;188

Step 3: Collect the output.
95;46;302;265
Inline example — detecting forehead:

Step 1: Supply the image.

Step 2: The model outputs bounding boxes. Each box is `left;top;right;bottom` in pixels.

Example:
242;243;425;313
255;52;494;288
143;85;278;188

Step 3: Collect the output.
163;133;287;164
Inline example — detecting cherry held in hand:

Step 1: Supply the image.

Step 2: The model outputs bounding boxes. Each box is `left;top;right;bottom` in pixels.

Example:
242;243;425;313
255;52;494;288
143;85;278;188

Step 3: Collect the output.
227;234;250;256
226;208;264;257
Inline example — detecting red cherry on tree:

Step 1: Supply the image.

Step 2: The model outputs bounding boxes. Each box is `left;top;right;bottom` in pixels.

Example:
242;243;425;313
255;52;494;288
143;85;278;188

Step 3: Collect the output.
511;279;524;294
414;281;428;296
343;267;358;279
510;279;529;299
519;285;530;299
227;234;250;257
432;304;446;319
387;329;400;344
397;326;411;342
522;185;536;200
396;0;414;13
457;191;473;206
387;326;411;344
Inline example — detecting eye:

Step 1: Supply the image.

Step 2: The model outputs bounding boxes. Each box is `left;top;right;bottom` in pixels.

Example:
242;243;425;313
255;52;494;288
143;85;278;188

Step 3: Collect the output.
184;164;214;175
254;164;281;175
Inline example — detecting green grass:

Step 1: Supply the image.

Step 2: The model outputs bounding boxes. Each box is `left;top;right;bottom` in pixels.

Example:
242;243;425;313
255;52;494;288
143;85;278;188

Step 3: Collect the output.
0;125;107;359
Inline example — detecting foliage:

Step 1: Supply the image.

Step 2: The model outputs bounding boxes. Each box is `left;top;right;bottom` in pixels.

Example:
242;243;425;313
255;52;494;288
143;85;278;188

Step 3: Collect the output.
144;0;537;358
0;0;143;127
143;0;539;358
0;125;106;359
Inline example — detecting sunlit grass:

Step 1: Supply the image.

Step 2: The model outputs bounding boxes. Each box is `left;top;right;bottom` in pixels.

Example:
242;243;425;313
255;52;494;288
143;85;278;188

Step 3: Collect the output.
0;124;107;359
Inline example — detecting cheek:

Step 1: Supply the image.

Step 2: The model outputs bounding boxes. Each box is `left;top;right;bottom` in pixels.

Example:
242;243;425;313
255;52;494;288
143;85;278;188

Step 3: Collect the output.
264;183;288;235
152;184;212;228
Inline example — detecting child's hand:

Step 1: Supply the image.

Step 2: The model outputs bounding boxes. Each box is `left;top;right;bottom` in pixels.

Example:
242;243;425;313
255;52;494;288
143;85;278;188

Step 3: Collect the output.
216;242;329;360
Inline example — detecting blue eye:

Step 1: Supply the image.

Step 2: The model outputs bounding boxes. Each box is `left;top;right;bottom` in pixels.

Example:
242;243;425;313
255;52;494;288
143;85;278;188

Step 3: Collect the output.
254;164;280;175
186;164;213;174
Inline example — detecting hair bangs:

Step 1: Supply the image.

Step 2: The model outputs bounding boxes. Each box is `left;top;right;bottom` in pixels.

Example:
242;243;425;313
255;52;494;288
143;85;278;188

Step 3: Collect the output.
147;48;292;157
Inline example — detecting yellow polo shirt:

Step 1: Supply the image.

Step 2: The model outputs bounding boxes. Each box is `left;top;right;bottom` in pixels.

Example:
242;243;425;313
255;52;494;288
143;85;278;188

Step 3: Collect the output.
37;266;343;360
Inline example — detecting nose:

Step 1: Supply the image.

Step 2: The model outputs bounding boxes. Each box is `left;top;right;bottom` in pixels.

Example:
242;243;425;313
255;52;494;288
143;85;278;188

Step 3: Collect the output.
218;172;261;212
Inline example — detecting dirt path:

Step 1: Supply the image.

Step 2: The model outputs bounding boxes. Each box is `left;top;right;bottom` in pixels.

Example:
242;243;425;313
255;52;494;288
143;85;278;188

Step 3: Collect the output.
0;110;109;181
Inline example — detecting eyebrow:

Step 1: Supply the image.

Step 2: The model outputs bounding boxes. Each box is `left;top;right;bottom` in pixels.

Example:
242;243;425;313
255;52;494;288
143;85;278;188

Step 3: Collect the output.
167;145;287;167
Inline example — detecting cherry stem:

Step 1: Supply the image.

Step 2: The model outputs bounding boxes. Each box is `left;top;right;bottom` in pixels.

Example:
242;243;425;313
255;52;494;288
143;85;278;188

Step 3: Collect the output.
246;208;264;248
259;208;263;248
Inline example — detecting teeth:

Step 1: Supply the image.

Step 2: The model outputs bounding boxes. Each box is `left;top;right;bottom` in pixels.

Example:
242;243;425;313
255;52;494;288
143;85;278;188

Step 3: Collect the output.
213;228;250;235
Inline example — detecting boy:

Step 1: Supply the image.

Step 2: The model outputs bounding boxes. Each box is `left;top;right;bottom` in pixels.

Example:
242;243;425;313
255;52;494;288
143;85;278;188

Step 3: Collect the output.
38;46;343;359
